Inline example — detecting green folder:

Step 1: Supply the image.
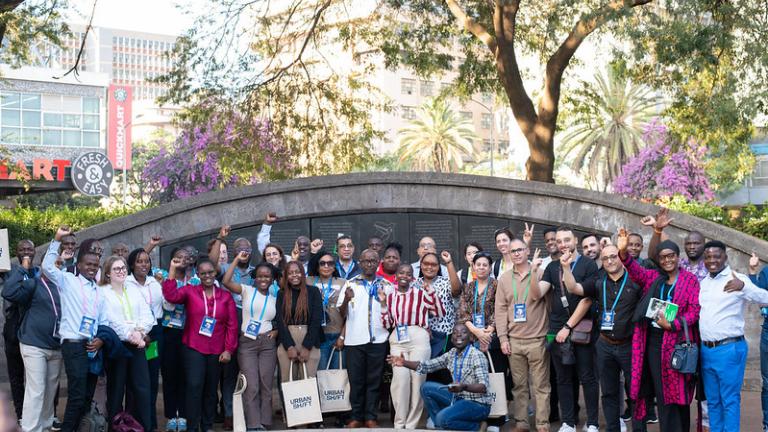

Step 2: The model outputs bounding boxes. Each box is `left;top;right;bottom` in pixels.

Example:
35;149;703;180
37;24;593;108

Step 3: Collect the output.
145;341;159;360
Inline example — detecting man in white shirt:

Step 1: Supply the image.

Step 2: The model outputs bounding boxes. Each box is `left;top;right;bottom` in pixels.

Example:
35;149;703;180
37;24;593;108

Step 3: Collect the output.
337;249;394;428
699;240;768;432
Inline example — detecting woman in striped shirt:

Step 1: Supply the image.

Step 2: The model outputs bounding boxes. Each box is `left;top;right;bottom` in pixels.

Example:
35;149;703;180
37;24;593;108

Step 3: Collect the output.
379;263;445;429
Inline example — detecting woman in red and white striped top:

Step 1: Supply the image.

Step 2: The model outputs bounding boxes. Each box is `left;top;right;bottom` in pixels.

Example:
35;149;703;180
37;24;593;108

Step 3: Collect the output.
377;263;444;429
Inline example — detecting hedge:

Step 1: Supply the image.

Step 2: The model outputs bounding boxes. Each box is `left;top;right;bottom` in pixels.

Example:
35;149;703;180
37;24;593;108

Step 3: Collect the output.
1;206;138;254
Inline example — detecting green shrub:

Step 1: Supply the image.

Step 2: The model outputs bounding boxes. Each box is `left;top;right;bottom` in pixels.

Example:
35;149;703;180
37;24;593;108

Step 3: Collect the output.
667;195;767;242
1;206;139;255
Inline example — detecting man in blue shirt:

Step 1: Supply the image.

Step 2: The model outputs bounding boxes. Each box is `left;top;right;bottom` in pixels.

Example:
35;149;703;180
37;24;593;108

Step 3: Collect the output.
42;226;107;432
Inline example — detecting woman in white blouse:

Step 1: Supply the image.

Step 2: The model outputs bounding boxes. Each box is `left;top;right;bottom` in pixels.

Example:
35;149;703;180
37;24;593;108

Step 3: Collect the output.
222;254;279;431
126;248;164;431
99;255;155;430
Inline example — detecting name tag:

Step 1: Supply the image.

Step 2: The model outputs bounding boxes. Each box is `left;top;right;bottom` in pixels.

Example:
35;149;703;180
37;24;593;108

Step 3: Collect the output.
78;316;96;338
244;320;261;340
601;311;615;331
321;311;327;327
396;325;410;342
560;296;569;308
199;316;216;337
473;313;486;328
162;304;186;329
513;304;527;323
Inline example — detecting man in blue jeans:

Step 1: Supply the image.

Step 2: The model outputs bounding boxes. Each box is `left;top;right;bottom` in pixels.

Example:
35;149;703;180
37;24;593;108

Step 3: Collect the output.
749;252;768;432
387;323;491;430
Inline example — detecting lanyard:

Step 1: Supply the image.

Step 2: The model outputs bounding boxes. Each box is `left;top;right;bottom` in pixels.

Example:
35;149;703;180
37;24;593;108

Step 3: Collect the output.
361;278;377;297
661;274;679;302
473;280;488;315
118;287;134;321
603;272;628;314
314;277;334;308
78;277;98;317
453;346;472;383
571;254;581;271
337;261;354;278
40;277;60;319
250;288;270;321
511;269;531;304
202;287;217;318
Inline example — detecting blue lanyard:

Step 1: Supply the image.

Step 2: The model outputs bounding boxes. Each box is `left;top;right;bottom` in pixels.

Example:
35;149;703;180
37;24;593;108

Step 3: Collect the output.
314;277;334;308
473;280;488;315
603;272;628;314
337;261;354;278
453;346;472;383
249;289;270;321
660;275;679;302
361;278;377;297
571;255;581;272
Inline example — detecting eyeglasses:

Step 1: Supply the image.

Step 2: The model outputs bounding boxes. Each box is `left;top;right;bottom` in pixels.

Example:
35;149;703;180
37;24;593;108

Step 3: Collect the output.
510;248;526;254
360;259;378;265
658;252;678;262
111;266;127;274
601;254;619;262
199;270;216;276
338;244;353;249
319;260;335;267
421;261;439;267
235;248;253;254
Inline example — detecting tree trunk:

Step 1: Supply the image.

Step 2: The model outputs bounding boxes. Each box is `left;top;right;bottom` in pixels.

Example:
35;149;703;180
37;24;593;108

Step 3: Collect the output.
525;124;555;182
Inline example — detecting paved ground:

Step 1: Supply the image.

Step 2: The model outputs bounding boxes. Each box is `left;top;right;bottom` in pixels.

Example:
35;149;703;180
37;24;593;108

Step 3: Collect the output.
2;378;765;431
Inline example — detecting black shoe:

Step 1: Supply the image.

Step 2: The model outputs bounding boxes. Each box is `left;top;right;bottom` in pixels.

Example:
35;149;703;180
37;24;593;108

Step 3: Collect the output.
51;421;62;432
645;413;659;424
621;411;631;422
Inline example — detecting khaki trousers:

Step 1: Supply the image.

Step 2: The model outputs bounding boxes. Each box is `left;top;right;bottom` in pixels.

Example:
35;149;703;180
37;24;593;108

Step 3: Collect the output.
508;336;550;429
389;326;431;429
276;325;321;382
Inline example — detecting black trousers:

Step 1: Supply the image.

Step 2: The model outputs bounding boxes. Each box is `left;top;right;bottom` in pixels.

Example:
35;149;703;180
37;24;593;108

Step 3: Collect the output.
346;342;387;422
183;346;222;432
61;341;98;432
3;332;25;420
596;338;646;432
106;343;151;430
146;321;163;430
161;327;186;419
551;341;600;427
647;329;690;432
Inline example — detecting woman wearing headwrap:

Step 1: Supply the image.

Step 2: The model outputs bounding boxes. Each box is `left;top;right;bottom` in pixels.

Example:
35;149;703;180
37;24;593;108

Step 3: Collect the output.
617;229;701;432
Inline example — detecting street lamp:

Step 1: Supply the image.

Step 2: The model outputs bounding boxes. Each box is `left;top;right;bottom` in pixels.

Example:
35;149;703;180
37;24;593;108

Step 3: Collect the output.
471;98;494;176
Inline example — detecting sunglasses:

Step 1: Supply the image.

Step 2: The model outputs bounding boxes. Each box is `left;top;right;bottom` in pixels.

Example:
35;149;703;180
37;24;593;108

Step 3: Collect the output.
319;260;335;267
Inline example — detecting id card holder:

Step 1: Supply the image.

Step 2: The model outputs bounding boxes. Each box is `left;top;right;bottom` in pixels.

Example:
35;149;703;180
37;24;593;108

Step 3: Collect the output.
169;305;186;328
199;316;216;337
601;311;615;331
513;304;527;323
321;311;327;327
761;307;768;318
396;324;410;342
560;295;569;308
472;313;486;328
244;320;262;340
78;316;96;338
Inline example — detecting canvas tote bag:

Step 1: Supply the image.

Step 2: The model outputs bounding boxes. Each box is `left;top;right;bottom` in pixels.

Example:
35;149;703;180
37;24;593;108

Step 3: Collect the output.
232;373;247;432
281;362;323;427
316;348;351;413
486;351;508;418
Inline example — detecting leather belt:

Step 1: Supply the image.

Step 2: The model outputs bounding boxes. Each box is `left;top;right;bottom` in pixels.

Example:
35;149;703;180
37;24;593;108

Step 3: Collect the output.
599;333;631;345
61;338;87;344
702;335;744;348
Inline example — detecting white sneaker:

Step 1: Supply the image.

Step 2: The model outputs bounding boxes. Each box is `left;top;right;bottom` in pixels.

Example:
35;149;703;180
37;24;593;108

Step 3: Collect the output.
426;418;436;430
586;426;599;432
620;420;627;432
487;427;500;432
558;424;576;432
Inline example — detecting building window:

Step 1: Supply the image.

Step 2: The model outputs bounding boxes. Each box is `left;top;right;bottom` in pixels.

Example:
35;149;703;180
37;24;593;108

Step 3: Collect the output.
460;111;472;121
481;92;493;104
401;105;417;120
756;157;768;179
481;113;492;130
401;78;416;95
420;80;434;97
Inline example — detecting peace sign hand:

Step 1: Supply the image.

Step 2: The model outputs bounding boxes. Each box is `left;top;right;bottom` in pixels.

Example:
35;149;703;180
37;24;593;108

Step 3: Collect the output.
523;223;535;246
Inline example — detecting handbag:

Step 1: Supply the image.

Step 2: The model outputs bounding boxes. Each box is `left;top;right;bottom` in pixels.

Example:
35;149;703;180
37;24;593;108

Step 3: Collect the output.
485;352;509;418
233;373;247;432
670;317;698;374
110;411;142;432
281;362;323;427
316;348;352;413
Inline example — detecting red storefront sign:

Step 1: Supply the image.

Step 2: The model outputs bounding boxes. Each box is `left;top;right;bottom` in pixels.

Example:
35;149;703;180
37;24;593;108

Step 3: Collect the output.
107;85;132;170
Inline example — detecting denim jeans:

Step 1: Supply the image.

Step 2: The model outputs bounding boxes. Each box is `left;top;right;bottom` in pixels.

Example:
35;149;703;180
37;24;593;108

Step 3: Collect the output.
761;326;768;428
420;381;491;431
319;332;342;370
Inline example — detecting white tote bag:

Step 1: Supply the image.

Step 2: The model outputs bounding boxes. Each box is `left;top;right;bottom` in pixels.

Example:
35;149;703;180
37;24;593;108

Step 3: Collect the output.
281;362;323;427
0;229;10;272
316;348;352;413
233;373;247;432
486;352;508;418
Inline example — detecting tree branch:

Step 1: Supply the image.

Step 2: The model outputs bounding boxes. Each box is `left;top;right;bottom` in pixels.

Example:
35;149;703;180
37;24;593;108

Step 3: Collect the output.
444;0;497;52
54;0;99;80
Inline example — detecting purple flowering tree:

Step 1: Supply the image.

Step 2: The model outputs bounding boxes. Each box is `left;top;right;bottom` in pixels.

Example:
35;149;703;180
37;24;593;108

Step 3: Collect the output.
142;112;293;203
612;120;714;203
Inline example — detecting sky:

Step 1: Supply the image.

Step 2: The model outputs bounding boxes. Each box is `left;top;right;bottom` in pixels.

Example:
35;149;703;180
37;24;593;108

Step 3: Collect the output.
68;0;200;36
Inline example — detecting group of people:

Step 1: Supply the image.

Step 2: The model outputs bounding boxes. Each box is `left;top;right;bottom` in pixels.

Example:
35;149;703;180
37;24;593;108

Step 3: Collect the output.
1;208;768;432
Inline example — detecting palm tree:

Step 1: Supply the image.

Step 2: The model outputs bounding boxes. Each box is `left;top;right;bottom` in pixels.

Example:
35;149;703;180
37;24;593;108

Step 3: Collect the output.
397;98;477;172
560;69;659;190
